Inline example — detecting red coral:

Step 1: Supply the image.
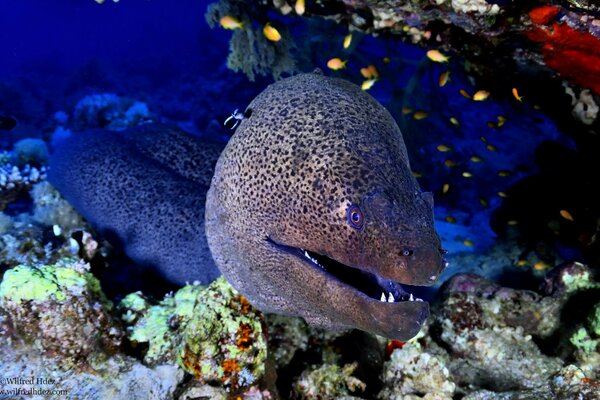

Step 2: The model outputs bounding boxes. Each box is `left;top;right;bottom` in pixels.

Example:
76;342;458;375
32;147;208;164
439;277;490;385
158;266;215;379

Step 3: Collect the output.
528;5;560;25
526;22;600;94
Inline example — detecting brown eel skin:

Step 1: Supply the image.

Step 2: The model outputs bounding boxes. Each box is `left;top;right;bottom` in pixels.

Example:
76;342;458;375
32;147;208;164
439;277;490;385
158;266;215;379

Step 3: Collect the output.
50;71;446;341
206;71;447;341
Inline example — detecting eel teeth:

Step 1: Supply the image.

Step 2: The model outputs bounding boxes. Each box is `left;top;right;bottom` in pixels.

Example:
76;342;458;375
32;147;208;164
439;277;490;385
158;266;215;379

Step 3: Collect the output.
380;292;387;302
409;293;414;301
388;292;395;303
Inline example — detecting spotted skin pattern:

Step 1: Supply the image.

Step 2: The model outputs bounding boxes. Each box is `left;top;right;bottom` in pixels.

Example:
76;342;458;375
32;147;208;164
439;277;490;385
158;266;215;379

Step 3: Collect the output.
206;72;445;340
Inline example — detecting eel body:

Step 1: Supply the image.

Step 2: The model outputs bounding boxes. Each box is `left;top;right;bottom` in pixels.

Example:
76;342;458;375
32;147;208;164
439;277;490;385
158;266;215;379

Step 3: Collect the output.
206;72;446;340
51;72;446;340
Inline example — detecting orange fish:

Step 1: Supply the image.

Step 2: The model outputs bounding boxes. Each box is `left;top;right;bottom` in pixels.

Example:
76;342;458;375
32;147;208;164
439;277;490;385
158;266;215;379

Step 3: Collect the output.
361;79;377;91
449;117;459;126
295;0;305;15
459;89;471;99
263;23;281;42
327;58;347;70
560;209;574;221
343;34;352;49
436;144;452;152
444;159;456;167
442;183;450;194
413;111;428;120
445;216;457;223
439;71;450;87
401;107;413;115
472;90;490;101
220;16;244;30
426;49;449;63
360;65;379;79
512;87;523;102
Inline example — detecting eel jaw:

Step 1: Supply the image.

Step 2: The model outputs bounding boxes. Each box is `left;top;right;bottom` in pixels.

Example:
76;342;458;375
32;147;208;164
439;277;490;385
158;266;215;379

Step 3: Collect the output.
266;238;426;304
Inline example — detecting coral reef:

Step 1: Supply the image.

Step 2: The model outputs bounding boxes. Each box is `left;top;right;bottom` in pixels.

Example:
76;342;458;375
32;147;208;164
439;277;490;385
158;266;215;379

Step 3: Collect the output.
433;262;600;393
293;362;366;399
72;93;152;131
120;276;268;392
0;260;123;362
379;342;455;400
0;343;183;400
0;162;46;211
206;0;296;80
12;138;49;166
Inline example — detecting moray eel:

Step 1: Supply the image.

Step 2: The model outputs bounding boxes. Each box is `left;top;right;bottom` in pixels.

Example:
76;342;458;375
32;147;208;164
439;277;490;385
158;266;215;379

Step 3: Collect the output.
206;72;446;340
49;125;223;287
50;72;445;340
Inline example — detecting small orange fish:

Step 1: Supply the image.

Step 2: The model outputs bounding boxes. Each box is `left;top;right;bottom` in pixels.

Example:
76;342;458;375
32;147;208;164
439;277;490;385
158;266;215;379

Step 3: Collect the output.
459;89;471;99
383;56;391;64
487;121;498;128
470;155;483;162
480;198;488;207
442;183;450;194
220;15;244;30
516;259;528;267
498;170;512;177
401;107;413;115
426;49;449;63
444;159;456;167
498;191;508;198
295;0;305;15
463;239;474;247
263;23;281;42
560;209;574;221
413;111;428;120
437;144;452;152
497;115;507;127
507;220;519;225
486;144;497;152
327;58;347;70
360;65;379;79
449;117;460;126
412;171;423;178
462;171;473;178
361;79;377;91
439;71;450;87
472;90;490;101
512;87;523;102
343;34;352;49
534;261;549;271
445;216;457;223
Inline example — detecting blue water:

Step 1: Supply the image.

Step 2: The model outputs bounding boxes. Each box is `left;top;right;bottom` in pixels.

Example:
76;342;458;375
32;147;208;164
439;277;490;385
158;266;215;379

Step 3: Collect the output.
0;0;593;283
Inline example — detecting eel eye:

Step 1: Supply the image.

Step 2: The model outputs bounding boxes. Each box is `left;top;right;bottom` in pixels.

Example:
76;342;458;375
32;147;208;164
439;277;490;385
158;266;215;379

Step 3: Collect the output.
347;205;364;229
401;249;414;257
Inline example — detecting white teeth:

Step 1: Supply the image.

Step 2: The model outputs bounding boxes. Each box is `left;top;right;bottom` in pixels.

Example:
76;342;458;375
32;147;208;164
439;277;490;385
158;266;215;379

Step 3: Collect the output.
388;292;395;303
304;251;310;258
380;293;387;302
416;298;423;302
409;294;414;301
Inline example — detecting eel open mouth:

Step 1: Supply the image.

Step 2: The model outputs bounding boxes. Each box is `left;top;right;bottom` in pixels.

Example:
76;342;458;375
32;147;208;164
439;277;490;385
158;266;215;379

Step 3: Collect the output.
267;238;425;303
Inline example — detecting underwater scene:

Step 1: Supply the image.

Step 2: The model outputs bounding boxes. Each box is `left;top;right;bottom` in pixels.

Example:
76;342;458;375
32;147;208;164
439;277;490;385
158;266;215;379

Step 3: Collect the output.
1;0;600;399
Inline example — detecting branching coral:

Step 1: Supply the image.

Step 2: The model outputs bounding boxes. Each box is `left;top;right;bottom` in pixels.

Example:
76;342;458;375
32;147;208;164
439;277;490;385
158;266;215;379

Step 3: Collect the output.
206;0;296;81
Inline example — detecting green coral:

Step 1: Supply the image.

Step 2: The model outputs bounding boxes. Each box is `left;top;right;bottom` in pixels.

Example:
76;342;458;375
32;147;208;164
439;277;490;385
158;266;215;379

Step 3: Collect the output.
560;263;599;293
0;261;122;362
120;277;267;391
293;362;366;399
569;327;598;355
205;0;296;81
589;303;600;337
0;262;105;304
